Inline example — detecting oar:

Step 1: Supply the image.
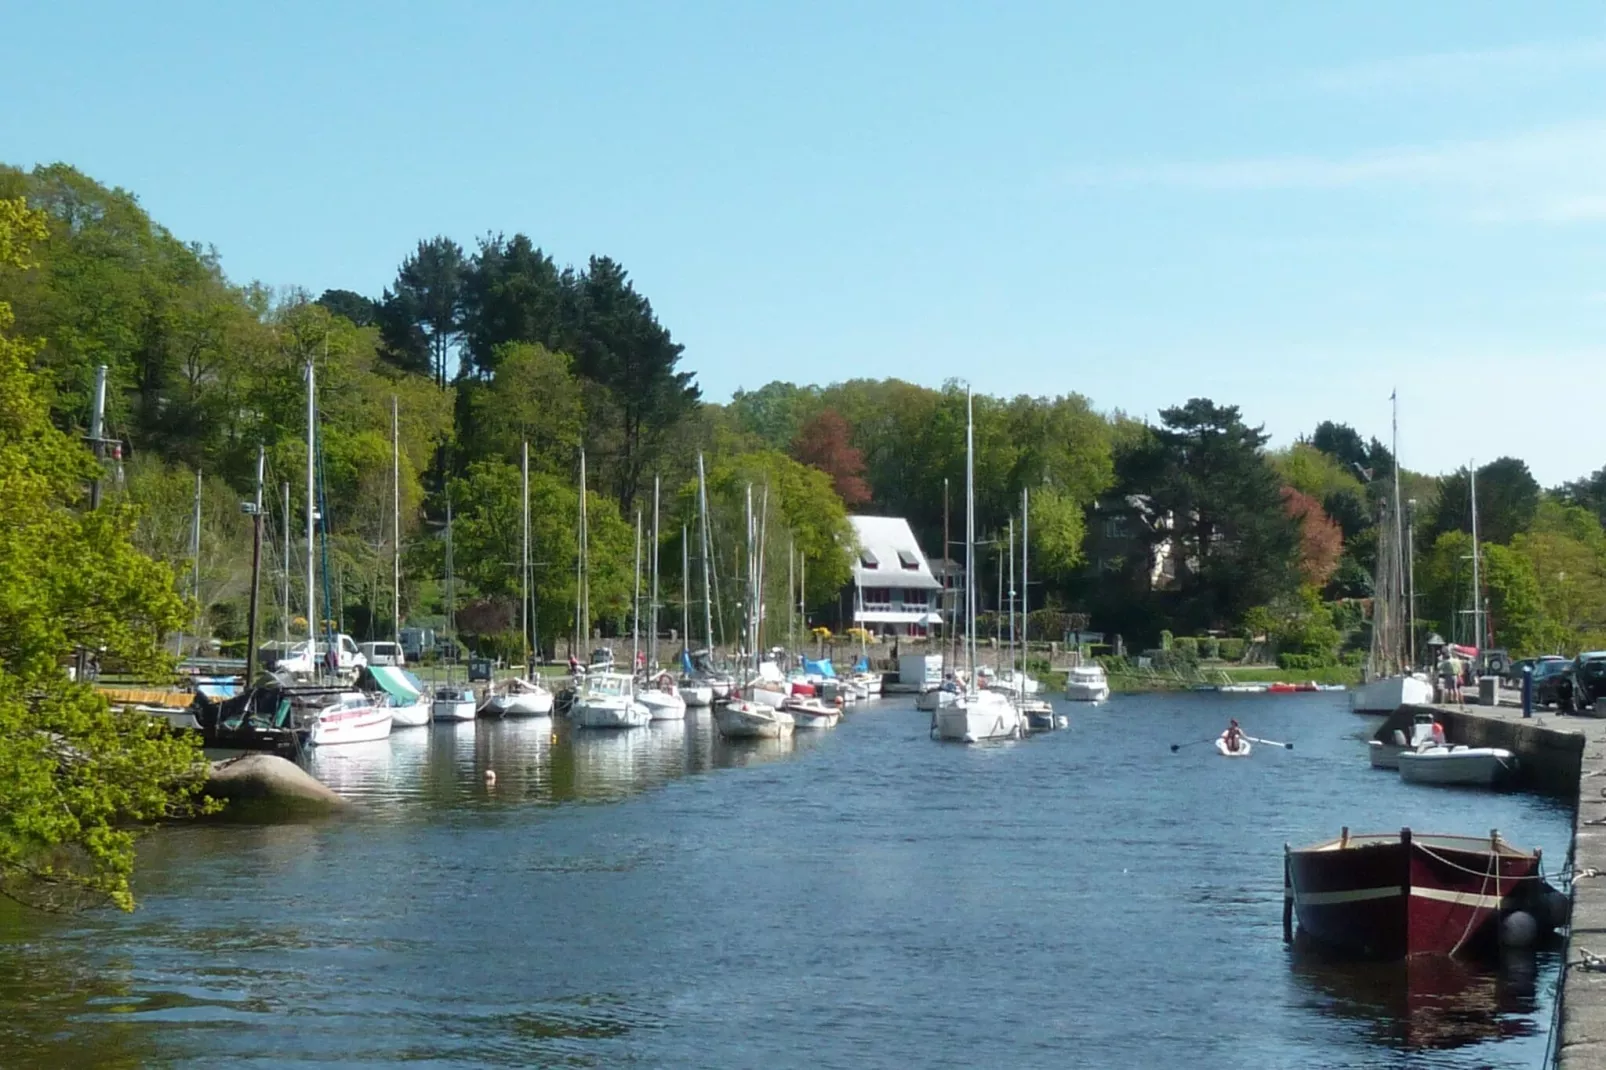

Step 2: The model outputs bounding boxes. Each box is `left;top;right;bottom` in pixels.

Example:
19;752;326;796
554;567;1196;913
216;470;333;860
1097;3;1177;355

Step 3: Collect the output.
1246;735;1294;750
1170;737;1217;752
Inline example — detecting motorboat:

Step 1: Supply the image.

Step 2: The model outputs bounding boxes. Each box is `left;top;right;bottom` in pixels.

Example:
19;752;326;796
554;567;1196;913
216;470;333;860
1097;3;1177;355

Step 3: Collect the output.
849;672;883;697
916;679;962;712
932;688;1023;743
431;684;478;722
747;661;789;709
1064;664;1110;702
1216;733;1252;757
784;695;841;729
1218;683;1268;695
570;671;651;729
678;678;715;707
308;691;394;745
980;667;1039;698
481;676;555;718
1021;697;1062;731
1350;673;1435;714
713;698;795;739
1369;712;1441;770
1397;746;1516;788
636;673;688;720
1285;828;1545;958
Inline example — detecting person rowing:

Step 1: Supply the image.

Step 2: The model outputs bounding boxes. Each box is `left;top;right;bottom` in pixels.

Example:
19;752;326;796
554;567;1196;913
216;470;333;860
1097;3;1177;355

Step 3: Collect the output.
1222;719;1245;753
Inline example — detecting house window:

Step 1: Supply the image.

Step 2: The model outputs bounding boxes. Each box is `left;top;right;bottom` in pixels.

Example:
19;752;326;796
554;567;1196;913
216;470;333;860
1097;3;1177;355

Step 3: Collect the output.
902;590;930;610
862;587;892;611
860;549;879;569
897;549;920;570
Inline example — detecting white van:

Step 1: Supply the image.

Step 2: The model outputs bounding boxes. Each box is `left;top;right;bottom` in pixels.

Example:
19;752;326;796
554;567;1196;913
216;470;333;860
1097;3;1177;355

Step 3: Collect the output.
278;634;368;676
359;641;406;668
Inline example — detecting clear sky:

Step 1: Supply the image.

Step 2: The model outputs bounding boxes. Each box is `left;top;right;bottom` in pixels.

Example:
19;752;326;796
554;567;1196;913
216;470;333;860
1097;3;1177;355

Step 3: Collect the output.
5;2;1605;484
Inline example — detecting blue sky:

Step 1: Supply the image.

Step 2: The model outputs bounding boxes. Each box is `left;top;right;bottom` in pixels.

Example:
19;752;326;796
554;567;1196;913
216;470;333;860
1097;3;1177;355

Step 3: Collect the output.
5;1;1605;484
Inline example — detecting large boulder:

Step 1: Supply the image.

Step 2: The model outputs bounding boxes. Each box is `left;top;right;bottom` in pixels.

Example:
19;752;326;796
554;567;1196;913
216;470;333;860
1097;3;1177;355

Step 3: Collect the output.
205;754;345;811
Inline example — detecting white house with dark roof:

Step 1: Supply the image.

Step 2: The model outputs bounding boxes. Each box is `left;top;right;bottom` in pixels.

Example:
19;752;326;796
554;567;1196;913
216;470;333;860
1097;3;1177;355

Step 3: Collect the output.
842;516;943;636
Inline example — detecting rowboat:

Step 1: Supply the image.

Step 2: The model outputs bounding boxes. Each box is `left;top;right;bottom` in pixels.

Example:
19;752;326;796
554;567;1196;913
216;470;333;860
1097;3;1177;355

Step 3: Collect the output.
1216;734;1252;757
1285;828;1545;958
1397;746;1516;788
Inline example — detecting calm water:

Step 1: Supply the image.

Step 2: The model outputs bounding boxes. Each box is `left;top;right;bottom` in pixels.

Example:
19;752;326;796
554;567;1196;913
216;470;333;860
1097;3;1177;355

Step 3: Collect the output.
0;693;1573;1069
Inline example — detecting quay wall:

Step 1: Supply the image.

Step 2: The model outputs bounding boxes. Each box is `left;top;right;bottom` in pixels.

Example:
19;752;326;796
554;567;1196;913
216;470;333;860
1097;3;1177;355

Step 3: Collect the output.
1377;701;1606;1066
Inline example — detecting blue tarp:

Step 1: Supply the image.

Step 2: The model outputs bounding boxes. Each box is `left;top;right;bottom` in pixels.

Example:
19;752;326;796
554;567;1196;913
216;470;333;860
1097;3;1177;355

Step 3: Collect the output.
802;657;837;678
852;655;869;673
681;648;694;675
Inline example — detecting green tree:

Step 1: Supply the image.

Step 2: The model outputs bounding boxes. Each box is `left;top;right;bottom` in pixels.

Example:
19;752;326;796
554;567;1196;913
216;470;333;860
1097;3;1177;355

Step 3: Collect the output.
459;233;564;377
0;197;208;912
1431;457;1540;546
382;236;466;387
459;342;584;474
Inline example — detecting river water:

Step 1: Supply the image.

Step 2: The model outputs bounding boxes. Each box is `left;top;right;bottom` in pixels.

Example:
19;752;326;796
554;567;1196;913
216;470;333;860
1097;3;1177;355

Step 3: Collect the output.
0;693;1573;1069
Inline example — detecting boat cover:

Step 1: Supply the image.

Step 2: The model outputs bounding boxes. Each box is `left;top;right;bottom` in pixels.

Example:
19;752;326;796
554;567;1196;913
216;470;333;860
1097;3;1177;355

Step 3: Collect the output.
364;665;422;702
803;657;837;678
852;655;870;673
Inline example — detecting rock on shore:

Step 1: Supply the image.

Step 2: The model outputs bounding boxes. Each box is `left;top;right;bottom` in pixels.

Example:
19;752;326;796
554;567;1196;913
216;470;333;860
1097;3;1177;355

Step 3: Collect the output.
205;753;345;810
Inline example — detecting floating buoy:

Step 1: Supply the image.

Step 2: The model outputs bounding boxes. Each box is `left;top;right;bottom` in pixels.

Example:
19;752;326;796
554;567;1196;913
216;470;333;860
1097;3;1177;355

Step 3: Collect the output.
485;769;497;785
1500;910;1539;948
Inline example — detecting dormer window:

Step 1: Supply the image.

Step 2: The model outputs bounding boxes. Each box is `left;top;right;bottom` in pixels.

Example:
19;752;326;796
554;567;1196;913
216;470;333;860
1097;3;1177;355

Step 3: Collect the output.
897;550;919;570
859;549;879;569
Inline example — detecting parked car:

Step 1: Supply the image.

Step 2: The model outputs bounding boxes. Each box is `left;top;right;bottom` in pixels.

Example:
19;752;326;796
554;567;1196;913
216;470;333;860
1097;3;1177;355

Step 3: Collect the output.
1508;654;1568;686
1570;652;1606;712
399;626;434;663
1532;658;1575;708
277;634;368;676
358;641;406;668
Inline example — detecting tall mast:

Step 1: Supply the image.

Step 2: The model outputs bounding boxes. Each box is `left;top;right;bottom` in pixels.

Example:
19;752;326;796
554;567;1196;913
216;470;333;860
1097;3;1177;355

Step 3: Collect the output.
305;358;317;647
522;440;531;677
681;525;691;661
1406;500;1418;667
1007;515;1016;683
800;551;807;646
245;447;265;683
393;397;402;644
281;481;291;647
697;452;715;654
632;508;642;675
1021;487;1029;680
184;468;201;657
965;388;976;680
576;448;589;653
1391;390;1405;673
1470;462;1483;651
444;496;456;676
756;486;769;654
744;484;754;674
944;476;953;670
787;539;796;651
650;475;661;672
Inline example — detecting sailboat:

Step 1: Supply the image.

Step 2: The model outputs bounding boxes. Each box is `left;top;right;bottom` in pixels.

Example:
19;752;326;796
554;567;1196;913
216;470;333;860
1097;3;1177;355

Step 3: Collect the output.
570;456;650;729
636;475;687;720
934;389;1024;743
1351;394;1433;714
385;398;430;727
484;441;555;717
714;484;795;739
1016;491;1060;731
677;525;714;708
682;453;736;701
431;497;478;722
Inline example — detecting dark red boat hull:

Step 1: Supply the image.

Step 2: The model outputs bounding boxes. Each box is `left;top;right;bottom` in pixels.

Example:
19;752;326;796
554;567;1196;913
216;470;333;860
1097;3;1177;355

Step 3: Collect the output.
1287;831;1540;958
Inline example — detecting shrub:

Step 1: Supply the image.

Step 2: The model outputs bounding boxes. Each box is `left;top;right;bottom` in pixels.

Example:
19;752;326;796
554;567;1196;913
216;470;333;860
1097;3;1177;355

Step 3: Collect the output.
1199;637;1220;661
1175;636;1199;658
1219;638;1246;662
1278;652;1338;671
1160;629;1174;651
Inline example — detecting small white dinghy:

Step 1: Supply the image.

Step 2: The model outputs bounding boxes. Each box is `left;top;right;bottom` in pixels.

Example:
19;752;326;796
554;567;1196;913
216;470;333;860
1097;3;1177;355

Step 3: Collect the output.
1216;734;1252;758
785;697;841;729
1397;745;1516;787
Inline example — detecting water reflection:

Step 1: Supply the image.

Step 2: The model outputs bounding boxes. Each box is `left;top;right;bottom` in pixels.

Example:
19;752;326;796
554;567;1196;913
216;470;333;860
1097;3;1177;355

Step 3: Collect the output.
1289;936;1543;1052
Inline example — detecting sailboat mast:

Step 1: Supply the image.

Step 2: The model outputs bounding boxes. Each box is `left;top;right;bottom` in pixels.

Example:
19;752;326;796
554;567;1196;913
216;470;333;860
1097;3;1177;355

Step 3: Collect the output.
305;358;317;647
632;509;642;675
184;468;201;657
943;476;953;670
1391;391;1405;673
744;484;755;674
1470;462;1483;651
282;481;291;647
393;397;402;644
245;448;265;683
681;525;691;660
522;440;531;677
756;486;769;655
787;539;795;651
697;452;715;654
965;389;976;679
576;449;589;653
445;496;456;675
1007;515;1016;683
1021;487;1029;679
650;475;661;672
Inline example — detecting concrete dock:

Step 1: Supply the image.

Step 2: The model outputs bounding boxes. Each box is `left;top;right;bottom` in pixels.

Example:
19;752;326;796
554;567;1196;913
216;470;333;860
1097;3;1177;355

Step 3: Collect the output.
1381;701;1606;1066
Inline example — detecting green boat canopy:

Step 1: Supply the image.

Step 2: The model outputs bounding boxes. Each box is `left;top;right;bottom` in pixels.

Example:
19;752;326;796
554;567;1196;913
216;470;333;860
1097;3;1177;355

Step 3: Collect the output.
364;665;422;702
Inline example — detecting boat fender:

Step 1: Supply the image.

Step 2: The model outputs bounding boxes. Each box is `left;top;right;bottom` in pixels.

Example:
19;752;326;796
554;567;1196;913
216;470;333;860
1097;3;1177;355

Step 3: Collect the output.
1541;888;1572;930
485;769;496;785
1500;910;1539;949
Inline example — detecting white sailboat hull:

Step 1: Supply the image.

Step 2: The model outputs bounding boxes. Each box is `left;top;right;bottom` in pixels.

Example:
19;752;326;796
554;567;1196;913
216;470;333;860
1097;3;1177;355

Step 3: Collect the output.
485;691;554;717
389;697;432;728
431;695;478;722
310;704;394;746
933;694;1023;743
713;701;795;739
916;687;958;712
572;699;651;728
786;700;841;729
679;683;714;707
1349;674;1434;714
